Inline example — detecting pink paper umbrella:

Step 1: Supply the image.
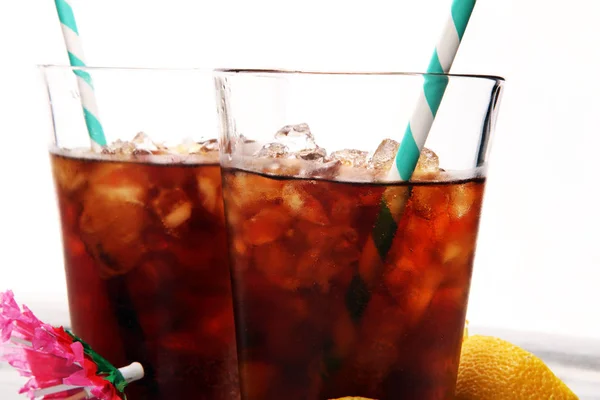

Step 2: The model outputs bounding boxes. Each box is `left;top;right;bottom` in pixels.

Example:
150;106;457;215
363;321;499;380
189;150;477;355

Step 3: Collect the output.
0;291;143;399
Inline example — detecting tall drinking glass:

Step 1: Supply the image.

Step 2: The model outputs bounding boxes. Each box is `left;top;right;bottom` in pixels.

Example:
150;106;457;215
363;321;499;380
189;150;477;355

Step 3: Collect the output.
42;66;239;400
215;70;503;400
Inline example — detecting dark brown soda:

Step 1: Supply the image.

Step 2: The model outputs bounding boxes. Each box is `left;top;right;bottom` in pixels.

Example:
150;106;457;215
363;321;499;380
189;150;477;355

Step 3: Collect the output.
50;153;239;400
222;167;486;400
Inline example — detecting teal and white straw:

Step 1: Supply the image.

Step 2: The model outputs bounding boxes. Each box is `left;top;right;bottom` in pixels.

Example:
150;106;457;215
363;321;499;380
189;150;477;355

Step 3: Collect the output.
390;0;477;180
359;0;478;288
54;0;107;149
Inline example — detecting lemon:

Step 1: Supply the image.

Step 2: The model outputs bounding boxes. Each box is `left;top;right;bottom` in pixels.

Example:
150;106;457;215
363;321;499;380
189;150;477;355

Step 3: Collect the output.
330;398;375;400
456;335;578;400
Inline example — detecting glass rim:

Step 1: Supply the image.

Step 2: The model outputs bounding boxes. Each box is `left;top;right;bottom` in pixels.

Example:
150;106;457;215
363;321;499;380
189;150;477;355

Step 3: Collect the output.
214;68;505;83
38;64;207;72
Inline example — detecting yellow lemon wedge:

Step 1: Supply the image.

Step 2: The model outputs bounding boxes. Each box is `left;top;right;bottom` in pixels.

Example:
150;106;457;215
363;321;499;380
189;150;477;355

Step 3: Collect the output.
456;335;578;400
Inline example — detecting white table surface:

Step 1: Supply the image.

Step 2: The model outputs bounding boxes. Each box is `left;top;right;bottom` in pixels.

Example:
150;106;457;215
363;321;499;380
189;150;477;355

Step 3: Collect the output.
1;325;599;399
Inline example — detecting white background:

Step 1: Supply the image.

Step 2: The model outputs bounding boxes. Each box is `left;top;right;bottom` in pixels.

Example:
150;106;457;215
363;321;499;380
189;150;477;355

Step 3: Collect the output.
0;0;599;342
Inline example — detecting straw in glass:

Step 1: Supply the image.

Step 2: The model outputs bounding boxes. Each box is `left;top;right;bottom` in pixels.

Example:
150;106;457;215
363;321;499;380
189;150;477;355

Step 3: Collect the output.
54;0;107;149
359;0;478;286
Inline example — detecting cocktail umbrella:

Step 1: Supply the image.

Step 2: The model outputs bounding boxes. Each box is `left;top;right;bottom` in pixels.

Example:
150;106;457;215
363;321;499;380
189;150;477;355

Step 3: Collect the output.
0;291;143;399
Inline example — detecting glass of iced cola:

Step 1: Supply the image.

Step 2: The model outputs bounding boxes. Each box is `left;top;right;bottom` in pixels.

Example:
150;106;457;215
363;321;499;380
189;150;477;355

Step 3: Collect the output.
42;66;239;400
215;70;504;400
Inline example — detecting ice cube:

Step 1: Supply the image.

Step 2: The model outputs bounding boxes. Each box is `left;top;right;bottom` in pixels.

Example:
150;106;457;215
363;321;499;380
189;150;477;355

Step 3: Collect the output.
295;146;327;161
200;138;219;153
255;143;289;158
242;207;292;245
301;160;342;180
131;132;160;152
132;148;153;156
282;183;329;225
336;165;375;182
154;142;169;152
51;156;86;194
102;132;162;156
197;174;224;217
441;241;471;264
412;147;440;179
262;159;302;176
152;188;193;230
103;139;136;155
88;164;148;204
233;238;248;257
100;147;116;155
274;123;319;152
329;149;370;167
224;171;283;210
165;138;201;155
79;165;148;279
275;123;314;143
79;198;145;269
449;183;477;219
368;139;400;174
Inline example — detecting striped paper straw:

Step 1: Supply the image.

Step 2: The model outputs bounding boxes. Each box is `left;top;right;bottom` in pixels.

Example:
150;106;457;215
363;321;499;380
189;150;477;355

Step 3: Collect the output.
391;0;477;180
54;0;107;149
359;0;477;287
